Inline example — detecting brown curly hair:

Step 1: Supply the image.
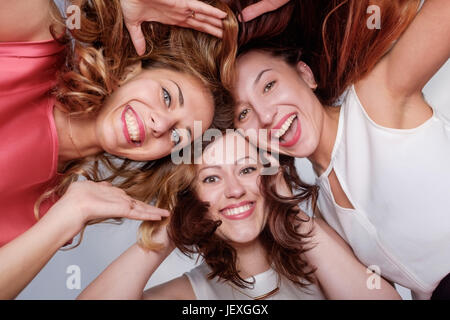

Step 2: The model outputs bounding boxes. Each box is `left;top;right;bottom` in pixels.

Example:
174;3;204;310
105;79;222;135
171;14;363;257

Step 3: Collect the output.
35;0;238;245
139;133;319;289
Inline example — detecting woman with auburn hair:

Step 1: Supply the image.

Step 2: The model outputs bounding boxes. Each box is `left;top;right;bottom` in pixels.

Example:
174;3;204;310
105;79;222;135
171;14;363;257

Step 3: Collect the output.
229;0;450;299
78;132;400;300
0;0;237;299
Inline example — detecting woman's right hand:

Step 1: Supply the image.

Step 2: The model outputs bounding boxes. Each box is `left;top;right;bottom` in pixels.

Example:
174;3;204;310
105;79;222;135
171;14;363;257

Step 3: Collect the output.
120;0;227;55
49;181;170;234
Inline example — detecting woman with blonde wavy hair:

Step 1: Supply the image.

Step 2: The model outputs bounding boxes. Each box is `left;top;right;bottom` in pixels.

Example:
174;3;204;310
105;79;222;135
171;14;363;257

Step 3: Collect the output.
0;0;237;299
78;131;400;300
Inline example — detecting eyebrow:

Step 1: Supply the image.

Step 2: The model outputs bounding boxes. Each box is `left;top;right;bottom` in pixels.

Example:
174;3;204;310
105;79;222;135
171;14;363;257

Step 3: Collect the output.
254;69;272;87
198;156;257;173
236;156;258;165
198;165;221;173
170;80;184;107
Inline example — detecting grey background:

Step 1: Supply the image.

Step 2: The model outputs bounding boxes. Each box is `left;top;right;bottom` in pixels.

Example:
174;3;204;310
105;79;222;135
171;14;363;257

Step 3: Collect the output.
16;1;450;300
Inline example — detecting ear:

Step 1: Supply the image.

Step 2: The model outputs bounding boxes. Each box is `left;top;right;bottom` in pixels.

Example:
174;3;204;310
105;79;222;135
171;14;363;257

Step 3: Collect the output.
296;61;318;91
118;61;143;86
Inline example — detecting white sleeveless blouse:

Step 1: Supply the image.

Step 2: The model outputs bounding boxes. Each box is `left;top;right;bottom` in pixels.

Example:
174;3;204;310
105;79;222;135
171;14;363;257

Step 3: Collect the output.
184;263;325;300
315;85;450;299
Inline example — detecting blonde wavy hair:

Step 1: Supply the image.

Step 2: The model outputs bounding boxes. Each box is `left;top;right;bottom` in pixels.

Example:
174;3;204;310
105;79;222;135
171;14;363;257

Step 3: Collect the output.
36;0;238;247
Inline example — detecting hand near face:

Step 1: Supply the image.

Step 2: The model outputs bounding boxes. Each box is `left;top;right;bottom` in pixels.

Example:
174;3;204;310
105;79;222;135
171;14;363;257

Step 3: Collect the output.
120;0;227;55
50;181;170;233
240;0;291;22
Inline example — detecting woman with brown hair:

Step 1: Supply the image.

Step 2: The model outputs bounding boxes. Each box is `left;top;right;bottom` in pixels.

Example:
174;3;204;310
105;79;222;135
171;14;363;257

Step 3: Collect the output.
0;0;237;299
78;131;400;300
230;0;450;299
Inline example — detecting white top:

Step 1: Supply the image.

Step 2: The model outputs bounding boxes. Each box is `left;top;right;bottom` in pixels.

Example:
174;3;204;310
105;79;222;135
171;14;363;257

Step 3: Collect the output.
315;85;450;299
184;262;325;300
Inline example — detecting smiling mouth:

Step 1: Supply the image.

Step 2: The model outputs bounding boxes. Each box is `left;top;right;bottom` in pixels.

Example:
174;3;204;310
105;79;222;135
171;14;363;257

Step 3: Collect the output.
121;105;146;146
271;113;301;147
273;114;297;139
219;201;255;220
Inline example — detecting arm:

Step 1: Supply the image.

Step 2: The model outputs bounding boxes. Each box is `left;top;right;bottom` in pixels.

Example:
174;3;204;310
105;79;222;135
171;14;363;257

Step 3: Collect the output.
0;0;60;42
0;203;81;299
78;227;195;300
377;0;450;97
303;217;401;300
0;181;168;299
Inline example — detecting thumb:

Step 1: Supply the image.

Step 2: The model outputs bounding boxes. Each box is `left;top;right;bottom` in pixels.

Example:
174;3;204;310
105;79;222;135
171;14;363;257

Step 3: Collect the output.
127;23;146;56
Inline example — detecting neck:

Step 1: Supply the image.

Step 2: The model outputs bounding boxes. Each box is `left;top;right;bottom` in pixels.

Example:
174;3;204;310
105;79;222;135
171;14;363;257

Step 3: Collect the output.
233;239;271;279
308;105;341;176
53;108;102;164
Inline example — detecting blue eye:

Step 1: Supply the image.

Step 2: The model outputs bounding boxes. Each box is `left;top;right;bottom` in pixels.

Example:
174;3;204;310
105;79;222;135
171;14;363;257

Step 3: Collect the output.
171;129;180;146
162;88;171;107
264;81;276;93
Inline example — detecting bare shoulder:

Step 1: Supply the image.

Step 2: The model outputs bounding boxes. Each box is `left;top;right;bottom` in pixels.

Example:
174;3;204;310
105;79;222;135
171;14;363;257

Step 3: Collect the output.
0;0;63;42
142;275;196;300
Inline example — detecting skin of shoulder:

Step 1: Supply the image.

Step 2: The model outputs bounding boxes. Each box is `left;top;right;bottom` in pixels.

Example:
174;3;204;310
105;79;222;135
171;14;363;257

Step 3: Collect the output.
0;0;62;42
142;275;196;300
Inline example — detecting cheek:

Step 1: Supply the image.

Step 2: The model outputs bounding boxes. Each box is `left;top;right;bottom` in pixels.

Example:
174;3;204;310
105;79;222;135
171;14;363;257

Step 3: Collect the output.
197;186;221;208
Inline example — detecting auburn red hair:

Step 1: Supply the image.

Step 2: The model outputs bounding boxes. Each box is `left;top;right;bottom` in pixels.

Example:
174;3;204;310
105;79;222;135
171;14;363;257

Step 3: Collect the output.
226;0;421;105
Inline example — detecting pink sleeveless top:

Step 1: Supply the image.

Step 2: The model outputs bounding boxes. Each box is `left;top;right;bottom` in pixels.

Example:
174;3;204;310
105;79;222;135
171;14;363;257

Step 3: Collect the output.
0;39;66;246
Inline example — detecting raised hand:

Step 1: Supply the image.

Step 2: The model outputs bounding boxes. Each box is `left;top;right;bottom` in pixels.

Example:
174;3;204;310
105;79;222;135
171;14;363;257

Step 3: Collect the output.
120;0;227;55
50;180;170;232
240;0;291;22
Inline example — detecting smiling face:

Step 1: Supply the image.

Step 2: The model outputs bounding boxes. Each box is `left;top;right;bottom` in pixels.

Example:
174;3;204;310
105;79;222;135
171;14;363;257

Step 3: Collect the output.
194;133;266;245
95;67;214;161
233;50;324;158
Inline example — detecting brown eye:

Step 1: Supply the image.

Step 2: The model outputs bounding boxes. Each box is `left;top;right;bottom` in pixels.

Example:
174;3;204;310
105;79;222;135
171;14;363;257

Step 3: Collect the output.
238;108;250;122
203;176;219;184
240;166;256;175
264;81;276;93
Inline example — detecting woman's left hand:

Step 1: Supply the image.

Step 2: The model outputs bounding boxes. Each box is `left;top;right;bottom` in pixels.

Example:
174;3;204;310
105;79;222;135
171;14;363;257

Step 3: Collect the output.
120;0;227;55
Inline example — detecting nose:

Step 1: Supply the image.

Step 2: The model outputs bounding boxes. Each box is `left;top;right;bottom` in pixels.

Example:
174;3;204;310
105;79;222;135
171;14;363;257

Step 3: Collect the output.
224;174;246;199
150;112;177;138
255;103;277;128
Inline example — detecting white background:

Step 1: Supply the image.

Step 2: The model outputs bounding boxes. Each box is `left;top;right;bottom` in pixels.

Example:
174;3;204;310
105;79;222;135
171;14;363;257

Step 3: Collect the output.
16;1;450;300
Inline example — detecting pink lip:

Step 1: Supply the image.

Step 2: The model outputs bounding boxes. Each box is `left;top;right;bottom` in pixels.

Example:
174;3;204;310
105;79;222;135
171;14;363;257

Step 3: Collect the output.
270;112;301;148
219;201;255;221
121;105;146;147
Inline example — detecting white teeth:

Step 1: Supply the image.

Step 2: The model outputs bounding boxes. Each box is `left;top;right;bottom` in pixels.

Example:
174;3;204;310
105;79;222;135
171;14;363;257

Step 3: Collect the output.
223;204;252;216
125;110;140;142
274;114;297;139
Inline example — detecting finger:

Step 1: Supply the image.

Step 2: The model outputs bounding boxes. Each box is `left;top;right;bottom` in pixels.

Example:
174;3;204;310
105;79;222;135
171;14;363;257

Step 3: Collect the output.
130;200;170;217
126;23;146;56
184;19;223;38
190;12;223;29
128;206;170;221
188;1;227;19
241;1;275;22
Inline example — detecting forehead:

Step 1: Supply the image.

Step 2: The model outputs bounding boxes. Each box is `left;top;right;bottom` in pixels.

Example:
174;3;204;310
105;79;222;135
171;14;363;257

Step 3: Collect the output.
200;133;259;167
236;51;283;72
